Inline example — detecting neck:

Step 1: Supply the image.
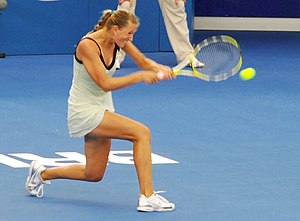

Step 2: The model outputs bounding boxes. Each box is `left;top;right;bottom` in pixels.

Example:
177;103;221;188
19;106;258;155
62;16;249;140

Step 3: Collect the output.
87;28;114;48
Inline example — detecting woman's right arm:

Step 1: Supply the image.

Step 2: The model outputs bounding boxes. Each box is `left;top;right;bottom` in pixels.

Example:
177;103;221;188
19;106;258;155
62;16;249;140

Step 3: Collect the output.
77;39;161;92
123;41;175;80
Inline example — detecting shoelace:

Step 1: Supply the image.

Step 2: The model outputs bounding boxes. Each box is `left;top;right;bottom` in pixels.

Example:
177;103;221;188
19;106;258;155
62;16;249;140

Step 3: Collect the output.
27;180;50;198
153;191;170;203
35;183;45;198
27;170;50;198
36;179;50;198
139;190;166;198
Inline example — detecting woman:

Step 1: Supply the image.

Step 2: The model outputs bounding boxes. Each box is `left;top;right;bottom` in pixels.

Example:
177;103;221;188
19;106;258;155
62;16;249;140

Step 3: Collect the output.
25;9;175;212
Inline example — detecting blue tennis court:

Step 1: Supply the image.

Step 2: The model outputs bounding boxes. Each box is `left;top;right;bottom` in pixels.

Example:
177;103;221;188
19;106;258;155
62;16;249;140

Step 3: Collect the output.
1;31;300;221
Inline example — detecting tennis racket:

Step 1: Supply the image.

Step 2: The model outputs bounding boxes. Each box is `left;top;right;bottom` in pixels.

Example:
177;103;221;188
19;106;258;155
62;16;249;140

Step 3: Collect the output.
172;35;242;82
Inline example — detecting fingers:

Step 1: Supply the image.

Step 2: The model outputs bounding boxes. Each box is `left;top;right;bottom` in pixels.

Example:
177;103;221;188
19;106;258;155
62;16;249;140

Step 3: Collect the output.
156;71;165;80
142;68;175;85
119;0;131;6
157;66;176;80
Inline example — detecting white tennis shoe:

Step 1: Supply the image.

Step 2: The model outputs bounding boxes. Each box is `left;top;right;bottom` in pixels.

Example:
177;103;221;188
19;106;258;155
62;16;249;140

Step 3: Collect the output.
189;56;205;68
137;192;175;212
25;161;50;198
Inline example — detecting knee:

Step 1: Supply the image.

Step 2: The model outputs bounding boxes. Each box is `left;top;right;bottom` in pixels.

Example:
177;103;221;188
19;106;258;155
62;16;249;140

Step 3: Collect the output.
85;172;104;182
134;124;151;142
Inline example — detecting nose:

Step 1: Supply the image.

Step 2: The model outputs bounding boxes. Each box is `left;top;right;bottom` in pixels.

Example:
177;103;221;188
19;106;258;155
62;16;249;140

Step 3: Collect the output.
128;34;134;42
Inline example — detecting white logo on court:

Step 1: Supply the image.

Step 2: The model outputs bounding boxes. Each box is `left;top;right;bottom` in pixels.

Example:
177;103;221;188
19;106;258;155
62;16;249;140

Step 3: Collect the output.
0;151;179;168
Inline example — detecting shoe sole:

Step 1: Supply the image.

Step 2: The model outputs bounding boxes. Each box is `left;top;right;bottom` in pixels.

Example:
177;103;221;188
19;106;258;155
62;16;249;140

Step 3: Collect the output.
25;161;38;194
137;206;175;212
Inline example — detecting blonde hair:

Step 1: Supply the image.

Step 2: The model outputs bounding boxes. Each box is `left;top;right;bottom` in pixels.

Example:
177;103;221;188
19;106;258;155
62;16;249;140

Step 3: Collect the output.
93;9;139;32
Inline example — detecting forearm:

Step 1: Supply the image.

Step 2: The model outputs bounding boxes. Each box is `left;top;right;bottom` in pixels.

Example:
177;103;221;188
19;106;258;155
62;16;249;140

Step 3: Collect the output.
100;71;144;92
137;56;162;72
123;41;162;72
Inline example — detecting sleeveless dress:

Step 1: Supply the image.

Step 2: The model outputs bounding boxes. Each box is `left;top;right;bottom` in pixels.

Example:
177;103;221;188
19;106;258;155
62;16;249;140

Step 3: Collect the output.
68;37;119;137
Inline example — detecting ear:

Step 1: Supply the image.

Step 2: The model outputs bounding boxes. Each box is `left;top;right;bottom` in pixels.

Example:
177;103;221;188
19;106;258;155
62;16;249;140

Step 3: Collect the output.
111;25;119;36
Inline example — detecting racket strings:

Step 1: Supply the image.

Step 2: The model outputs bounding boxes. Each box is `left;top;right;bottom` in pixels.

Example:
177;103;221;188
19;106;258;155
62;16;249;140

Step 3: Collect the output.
195;42;241;81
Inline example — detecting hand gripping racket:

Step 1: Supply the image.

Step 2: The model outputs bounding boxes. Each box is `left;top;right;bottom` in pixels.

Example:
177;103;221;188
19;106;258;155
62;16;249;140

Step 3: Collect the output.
172;35;242;82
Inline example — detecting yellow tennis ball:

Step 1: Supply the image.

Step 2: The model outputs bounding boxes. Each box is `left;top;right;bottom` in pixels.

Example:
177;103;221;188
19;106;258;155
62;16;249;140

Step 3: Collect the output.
239;68;256;81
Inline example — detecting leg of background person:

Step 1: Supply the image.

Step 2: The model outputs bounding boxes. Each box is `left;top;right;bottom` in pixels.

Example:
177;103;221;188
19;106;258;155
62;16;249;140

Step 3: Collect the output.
116;0;137;68
0;0;7;58
158;0;194;63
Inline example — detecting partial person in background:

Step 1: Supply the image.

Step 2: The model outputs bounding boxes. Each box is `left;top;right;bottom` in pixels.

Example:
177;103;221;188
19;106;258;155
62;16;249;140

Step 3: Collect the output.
0;0;8;58
0;0;7;10
116;0;204;68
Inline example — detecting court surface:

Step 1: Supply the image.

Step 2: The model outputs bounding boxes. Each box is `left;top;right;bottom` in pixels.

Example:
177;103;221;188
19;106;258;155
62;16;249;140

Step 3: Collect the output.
1;31;300;221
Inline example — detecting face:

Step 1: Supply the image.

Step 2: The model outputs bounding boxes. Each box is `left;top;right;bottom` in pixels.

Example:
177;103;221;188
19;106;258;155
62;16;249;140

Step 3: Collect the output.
114;22;138;48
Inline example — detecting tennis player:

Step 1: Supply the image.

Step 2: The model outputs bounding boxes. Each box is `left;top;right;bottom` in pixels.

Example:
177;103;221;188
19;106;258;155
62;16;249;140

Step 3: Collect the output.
25;9;175;212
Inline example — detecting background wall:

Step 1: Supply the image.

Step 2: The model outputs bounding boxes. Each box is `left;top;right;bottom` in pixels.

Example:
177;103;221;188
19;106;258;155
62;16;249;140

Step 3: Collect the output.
195;0;300;17
1;0;299;55
194;0;300;31
0;0;193;55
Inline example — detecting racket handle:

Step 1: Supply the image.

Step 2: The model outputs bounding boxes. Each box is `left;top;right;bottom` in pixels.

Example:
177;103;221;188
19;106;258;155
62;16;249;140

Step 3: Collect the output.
156;71;165;80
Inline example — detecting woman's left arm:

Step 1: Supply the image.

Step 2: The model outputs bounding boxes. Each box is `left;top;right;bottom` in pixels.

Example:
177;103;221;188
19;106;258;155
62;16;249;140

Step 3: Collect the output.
123;41;175;80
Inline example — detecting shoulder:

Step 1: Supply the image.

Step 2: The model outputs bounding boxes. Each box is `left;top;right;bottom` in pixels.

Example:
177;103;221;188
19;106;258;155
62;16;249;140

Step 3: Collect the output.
78;38;98;51
77;38;100;60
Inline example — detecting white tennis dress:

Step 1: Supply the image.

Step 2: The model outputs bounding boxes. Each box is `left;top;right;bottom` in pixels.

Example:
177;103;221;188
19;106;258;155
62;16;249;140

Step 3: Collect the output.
68;38;119;137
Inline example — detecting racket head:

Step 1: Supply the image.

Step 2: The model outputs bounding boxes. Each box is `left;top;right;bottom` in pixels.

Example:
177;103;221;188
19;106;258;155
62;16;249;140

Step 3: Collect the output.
174;35;242;82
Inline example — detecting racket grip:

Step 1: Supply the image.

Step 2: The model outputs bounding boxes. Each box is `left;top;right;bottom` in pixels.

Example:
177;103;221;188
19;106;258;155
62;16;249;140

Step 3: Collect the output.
156;71;165;80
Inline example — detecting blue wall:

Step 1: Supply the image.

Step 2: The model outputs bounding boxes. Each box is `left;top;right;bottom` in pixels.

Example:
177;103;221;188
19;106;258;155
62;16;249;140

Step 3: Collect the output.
2;0;299;55
1;0;89;55
0;0;193;55
195;0;300;17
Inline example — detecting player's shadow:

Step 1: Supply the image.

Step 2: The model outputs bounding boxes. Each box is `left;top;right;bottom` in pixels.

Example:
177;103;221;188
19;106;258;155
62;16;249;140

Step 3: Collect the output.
27;195;132;212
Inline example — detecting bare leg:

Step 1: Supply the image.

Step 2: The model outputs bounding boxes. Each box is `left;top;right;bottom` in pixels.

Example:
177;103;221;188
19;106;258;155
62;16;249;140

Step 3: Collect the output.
41;138;111;182
89;111;154;197
41;111;154;197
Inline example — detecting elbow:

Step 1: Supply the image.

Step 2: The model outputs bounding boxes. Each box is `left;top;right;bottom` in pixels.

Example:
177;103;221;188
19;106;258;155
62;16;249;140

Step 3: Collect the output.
100;80;115;92
95;78;112;92
102;87;111;93
100;84;111;92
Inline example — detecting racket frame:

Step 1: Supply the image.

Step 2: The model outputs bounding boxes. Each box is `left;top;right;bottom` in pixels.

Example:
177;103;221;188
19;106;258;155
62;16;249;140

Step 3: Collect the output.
173;35;243;82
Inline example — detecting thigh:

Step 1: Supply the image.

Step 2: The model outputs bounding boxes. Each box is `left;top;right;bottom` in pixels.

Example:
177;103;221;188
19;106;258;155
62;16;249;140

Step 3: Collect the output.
84;136;111;178
83;111;149;176
87;111;149;141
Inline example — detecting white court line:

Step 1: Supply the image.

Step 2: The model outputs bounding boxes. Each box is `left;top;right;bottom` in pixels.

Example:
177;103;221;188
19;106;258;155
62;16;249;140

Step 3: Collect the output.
194;16;300;32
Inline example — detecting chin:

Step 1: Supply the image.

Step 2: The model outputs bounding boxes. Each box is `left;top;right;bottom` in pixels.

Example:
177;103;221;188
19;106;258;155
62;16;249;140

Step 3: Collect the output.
116;43;125;49
121;41;128;48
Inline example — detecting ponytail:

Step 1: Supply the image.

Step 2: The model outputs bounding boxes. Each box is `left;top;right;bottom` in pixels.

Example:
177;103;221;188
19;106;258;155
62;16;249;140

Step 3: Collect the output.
93;9;139;32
